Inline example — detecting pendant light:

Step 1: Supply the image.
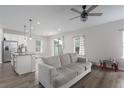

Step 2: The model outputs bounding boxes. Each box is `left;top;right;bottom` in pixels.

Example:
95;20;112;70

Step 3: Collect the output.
29;18;32;40
24;25;27;40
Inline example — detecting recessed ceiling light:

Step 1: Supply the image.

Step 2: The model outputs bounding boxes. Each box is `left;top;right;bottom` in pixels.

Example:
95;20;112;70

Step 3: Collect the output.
26;30;28;32
58;28;61;31
37;21;40;25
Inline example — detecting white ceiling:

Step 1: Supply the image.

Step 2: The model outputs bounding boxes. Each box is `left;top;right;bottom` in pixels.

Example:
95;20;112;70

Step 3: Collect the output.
0;5;124;36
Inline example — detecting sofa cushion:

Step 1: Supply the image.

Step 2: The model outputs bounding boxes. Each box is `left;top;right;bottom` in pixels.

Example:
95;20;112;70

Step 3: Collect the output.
80;62;92;70
42;56;61;68
59;53;71;66
69;53;78;63
52;67;77;88
78;57;86;62
51;68;59;77
66;63;85;75
75;62;92;70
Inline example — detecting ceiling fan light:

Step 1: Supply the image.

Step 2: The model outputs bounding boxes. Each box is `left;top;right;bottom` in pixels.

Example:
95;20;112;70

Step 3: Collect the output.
81;17;88;22
83;18;87;21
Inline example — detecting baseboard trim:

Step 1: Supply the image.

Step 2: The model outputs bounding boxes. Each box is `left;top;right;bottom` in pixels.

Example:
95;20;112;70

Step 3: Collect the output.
118;67;124;71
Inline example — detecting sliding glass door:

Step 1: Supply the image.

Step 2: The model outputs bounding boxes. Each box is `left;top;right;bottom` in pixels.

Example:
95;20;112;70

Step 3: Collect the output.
53;38;63;56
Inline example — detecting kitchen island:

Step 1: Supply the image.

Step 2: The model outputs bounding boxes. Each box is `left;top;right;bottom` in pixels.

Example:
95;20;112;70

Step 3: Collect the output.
11;52;42;75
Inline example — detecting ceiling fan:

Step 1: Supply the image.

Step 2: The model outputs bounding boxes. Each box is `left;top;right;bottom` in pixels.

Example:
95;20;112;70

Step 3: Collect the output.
70;5;103;22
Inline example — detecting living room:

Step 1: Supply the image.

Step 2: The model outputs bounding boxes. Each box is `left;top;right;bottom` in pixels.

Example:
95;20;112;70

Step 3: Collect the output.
1;0;124;92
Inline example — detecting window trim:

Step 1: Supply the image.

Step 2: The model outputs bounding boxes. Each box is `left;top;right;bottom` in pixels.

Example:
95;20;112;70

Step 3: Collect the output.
35;39;43;53
73;35;85;56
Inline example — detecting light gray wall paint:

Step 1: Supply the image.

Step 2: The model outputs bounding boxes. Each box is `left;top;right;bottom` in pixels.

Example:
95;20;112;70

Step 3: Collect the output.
49;19;124;68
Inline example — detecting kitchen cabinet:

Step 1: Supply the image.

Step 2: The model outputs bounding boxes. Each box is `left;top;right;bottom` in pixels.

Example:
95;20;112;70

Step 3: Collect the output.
11;53;42;75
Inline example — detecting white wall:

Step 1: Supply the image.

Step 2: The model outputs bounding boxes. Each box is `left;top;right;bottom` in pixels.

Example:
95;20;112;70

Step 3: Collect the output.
0;28;3;63
49;19;124;68
26;35;49;57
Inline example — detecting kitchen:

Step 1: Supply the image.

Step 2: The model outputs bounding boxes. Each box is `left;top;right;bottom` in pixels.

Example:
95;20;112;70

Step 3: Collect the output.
1;30;45;75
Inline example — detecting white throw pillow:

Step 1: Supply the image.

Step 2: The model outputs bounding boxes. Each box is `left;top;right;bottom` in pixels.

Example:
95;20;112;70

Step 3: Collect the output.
70;53;78;63
59;53;71;66
42;56;61;68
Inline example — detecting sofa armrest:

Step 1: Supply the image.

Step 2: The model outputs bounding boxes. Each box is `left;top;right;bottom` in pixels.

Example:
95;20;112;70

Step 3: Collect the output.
77;57;87;63
38;63;58;88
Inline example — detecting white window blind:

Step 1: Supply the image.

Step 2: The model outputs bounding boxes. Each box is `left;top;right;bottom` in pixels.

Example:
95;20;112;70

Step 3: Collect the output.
73;35;85;56
79;36;85;56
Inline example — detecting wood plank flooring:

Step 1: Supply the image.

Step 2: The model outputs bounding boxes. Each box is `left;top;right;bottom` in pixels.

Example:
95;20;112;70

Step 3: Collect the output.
0;63;124;88
71;66;124;88
0;63;36;88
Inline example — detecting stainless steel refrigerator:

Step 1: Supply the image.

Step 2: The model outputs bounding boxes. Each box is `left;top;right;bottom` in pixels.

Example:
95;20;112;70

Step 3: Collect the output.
2;40;18;62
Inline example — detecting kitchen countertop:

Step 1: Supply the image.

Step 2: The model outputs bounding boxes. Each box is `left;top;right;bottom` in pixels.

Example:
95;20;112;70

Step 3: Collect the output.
12;52;41;56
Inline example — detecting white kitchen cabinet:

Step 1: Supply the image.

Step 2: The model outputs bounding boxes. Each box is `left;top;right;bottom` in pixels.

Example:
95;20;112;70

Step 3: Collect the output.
11;53;42;75
11;54;33;75
15;55;32;75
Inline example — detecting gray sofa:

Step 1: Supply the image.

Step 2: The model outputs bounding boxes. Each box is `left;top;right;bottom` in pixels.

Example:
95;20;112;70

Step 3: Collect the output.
38;53;92;88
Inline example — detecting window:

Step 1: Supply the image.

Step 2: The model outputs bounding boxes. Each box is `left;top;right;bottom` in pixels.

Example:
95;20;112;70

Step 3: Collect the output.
123;31;124;58
74;38;80;54
73;36;85;56
53;37;64;56
35;40;43;53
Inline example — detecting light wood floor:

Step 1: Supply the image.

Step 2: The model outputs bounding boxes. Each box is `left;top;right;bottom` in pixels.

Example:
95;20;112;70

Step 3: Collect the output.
0;63;124;88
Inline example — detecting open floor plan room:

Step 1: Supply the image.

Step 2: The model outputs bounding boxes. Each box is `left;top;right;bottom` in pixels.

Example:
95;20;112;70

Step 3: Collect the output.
1;63;124;88
1;5;124;88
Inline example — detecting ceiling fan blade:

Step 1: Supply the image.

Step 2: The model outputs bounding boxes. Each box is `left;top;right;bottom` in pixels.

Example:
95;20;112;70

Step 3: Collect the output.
70;8;82;14
88;13;103;16
70;16;80;20
87;5;98;13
